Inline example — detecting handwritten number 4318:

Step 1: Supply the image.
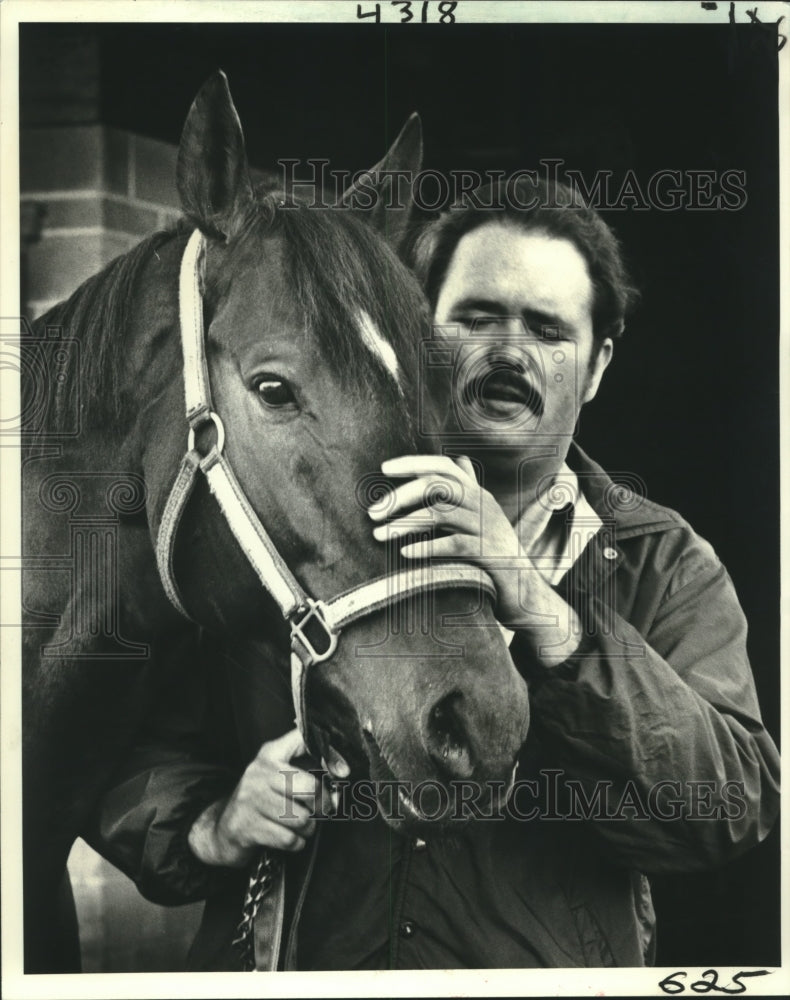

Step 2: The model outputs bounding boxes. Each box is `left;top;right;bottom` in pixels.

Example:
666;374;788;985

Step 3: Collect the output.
357;2;458;23
659;970;771;995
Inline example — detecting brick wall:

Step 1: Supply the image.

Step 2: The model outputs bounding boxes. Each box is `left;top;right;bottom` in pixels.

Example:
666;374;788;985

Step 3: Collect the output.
21;125;181;319
67;840;203;973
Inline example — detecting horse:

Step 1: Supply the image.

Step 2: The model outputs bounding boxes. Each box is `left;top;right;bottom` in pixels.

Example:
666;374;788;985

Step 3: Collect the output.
20;72;530;972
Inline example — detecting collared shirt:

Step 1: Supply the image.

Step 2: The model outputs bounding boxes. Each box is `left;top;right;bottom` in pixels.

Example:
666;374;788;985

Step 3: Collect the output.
517;462;602;586
499;464;602;646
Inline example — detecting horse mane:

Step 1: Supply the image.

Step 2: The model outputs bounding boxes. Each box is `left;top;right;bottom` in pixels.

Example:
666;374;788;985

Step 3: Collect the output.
212;193;431;417
28;226;185;439
279;201;429;400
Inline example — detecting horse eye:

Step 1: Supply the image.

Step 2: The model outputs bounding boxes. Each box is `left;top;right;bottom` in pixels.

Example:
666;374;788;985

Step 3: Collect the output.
253;376;296;407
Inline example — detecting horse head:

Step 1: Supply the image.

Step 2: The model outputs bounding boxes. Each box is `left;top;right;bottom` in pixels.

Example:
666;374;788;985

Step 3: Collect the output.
132;73;529;829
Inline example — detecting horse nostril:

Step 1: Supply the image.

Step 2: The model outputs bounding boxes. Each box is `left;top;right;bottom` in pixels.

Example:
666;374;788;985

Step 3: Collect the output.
425;691;474;780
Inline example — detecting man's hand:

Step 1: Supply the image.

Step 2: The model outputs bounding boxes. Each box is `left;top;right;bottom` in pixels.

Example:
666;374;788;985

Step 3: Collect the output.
188;729;332;868
370;454;528;621
370;454;581;667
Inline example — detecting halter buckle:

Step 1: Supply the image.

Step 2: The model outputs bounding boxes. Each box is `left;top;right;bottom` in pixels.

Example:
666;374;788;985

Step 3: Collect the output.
290;598;339;665
187;410;225;457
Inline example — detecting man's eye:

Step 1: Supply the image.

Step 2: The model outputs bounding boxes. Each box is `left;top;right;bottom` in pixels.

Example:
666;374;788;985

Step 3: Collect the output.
252;376;296;407
469;317;504;332
534;324;561;341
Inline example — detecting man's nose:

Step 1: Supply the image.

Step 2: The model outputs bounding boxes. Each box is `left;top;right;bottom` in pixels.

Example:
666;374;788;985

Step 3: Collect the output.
486;341;536;369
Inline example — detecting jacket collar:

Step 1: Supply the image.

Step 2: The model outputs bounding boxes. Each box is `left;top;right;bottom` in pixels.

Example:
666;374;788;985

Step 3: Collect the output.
562;442;676;592
566;442;677;537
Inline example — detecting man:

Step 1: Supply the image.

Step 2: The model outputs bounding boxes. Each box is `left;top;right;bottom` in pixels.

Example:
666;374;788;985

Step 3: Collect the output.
87;176;779;969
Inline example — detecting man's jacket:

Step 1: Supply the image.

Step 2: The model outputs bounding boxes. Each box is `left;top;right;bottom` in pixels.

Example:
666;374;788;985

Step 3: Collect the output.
85;446;780;969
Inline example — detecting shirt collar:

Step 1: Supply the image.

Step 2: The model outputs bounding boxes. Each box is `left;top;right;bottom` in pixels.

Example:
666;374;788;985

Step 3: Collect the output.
514;463;603;586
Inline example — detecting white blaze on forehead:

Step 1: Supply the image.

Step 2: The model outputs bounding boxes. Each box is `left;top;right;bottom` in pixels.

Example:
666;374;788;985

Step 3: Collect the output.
357;309;402;390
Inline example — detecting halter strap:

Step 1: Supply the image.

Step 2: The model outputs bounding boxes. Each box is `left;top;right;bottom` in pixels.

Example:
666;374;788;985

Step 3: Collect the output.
179;228;211;424
323;563;496;633
156;229;497;743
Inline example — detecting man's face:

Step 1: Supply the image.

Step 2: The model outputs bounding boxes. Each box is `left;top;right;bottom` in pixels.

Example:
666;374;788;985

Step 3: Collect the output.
432;222;612;485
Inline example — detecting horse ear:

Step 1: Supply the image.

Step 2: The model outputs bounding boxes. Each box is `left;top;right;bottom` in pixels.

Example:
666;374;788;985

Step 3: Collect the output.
341;112;422;251
177;71;254;241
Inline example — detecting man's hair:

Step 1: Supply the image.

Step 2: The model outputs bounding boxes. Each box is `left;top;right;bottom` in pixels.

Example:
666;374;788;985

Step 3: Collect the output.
408;176;638;342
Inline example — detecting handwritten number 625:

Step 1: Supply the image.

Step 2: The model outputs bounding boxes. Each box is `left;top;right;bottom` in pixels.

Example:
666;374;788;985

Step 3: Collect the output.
659;970;771;995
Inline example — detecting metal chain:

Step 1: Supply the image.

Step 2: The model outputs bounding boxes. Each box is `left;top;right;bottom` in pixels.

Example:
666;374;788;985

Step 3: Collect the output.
232;850;281;971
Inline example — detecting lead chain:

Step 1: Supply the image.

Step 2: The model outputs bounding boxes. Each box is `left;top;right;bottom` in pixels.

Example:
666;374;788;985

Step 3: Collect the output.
232;850;280;971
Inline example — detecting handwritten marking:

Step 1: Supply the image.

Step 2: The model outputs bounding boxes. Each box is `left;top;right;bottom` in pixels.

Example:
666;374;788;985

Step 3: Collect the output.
356;1;458;24
658;969;771;995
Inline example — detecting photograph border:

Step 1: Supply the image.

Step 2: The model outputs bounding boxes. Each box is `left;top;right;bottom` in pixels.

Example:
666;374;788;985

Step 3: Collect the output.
1;1;787;997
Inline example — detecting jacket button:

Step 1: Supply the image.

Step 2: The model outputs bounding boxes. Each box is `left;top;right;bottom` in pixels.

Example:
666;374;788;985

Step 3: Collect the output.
399;920;416;939
603;546;618;560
